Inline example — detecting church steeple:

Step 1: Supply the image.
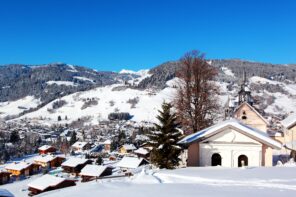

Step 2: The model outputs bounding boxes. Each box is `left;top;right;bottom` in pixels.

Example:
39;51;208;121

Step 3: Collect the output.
238;70;253;106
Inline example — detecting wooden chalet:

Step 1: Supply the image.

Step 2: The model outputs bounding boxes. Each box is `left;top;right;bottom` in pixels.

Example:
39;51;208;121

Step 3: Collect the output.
0;171;11;185
5;162;41;178
80;165;113;182
34;155;65;169
38;145;57;155
28;174;76;196
71;141;91;152
61;158;93;175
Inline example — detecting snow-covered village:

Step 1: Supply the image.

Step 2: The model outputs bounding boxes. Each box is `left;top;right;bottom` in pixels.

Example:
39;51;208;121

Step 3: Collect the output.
1;1;296;197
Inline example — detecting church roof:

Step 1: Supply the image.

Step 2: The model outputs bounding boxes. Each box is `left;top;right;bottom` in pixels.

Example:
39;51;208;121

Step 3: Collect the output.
178;119;282;149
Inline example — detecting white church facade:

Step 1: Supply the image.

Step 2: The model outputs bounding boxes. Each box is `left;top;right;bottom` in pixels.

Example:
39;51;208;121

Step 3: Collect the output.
179;119;282;167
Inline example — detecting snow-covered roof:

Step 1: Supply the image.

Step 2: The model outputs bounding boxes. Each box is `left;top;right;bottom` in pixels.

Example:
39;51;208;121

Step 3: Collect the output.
61;158;90;167
116;156;148;169
34;155;64;163
281;113;296;129
5;162;32;171
134;148;149;155
72;141;88;148
0;189;14;197
80;165;108;177
178;119;282;149
28;174;66;191
103;139;111;145
38;145;55;151
121;144;137;151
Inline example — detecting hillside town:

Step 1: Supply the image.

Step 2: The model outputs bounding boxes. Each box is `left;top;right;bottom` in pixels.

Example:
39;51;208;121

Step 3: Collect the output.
0;62;296;196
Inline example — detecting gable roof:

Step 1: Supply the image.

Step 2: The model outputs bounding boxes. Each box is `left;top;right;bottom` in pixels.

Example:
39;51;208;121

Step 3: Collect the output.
38;145;55;151
116;156;148;169
72;141;88;149
61;158;90;168
80;165;110;177
5;162;32;171
281;113;296;129
28;175;66;191
235;102;269;125
178;119;282;149
34;155;64;163
121;144;136;151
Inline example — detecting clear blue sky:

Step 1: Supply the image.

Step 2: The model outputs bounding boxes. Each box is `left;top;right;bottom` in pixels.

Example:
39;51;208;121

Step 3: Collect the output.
0;0;295;71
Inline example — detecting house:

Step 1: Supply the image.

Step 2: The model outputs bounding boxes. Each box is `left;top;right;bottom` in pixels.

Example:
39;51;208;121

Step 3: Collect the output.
80;165;113;182
28;174;76;196
38;145;56;155
116;156;149;169
281;113;296;151
5;162;41;177
119;144;137;154
103;139;111;152
34;155;65;168
0;171;11;185
61;158;93;175
234;102;269;132
134;148;150;158
71;141;91;152
179;119;282;167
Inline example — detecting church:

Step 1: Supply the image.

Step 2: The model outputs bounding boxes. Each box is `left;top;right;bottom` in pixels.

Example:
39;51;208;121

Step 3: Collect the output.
179;72;283;167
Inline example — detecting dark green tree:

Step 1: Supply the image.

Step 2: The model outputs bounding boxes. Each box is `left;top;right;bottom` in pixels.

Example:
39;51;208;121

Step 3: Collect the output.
9;130;20;144
96;155;103;165
148;102;183;169
69;131;77;145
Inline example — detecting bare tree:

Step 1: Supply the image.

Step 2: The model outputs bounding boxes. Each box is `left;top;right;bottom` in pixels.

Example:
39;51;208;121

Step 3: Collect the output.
175;50;219;134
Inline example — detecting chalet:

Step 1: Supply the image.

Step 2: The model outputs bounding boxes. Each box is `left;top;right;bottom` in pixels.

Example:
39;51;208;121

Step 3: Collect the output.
28;174;76;196
34;155;65;168
179;119;282;167
38;145;56;155
281;113;296;151
134;148;150;158
61;158;93;175
80;165;113;182
103;139;111;152
0;171;11;185
71;141;91;152
5;162;41;177
116;156;149;169
119;144;137;154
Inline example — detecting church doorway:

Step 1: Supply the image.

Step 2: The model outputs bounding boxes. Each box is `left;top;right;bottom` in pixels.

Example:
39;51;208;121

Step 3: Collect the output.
238;155;248;167
211;153;222;166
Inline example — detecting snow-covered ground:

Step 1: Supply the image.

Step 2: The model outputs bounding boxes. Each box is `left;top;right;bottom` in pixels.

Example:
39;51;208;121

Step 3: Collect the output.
0;96;41;118
12;79;177;126
2;166;296;197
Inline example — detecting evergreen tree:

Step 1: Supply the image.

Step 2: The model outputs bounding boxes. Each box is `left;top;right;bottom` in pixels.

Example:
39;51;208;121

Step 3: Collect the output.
148;102;183;169
69;131;77;145
10;130;20;144
96;155;103;165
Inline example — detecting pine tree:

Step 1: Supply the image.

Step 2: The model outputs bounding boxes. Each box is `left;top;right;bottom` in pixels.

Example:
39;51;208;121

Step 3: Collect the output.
69;131;77;145
148;102;183;169
10;130;20;144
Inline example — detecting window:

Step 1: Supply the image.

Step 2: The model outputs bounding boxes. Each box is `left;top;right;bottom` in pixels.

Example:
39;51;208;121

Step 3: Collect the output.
211;153;222;166
238;155;248;167
242;111;247;119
